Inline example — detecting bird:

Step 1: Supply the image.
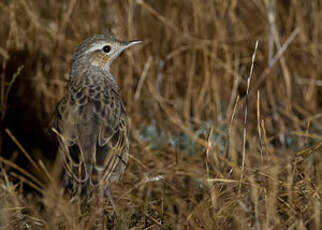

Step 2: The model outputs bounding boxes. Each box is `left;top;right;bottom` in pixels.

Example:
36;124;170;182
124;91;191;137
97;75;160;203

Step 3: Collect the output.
53;34;141;206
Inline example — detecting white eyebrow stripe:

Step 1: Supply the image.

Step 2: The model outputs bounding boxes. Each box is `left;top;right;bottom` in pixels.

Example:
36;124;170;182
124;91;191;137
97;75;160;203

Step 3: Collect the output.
84;42;107;54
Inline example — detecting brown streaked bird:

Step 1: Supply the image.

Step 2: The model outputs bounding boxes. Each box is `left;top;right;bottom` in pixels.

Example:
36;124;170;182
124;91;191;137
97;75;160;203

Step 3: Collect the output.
54;34;141;204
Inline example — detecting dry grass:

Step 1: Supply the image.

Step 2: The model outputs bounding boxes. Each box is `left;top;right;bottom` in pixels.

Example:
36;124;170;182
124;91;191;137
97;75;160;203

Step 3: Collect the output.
0;0;321;229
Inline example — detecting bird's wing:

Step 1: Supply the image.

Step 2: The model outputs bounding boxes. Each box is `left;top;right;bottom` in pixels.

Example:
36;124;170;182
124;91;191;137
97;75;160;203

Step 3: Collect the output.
90;81;129;184
56;75;129;185
55;90;93;184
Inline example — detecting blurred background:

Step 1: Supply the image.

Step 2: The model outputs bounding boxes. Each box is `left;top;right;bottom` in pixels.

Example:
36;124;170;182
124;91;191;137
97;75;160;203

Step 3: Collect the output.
0;1;321;229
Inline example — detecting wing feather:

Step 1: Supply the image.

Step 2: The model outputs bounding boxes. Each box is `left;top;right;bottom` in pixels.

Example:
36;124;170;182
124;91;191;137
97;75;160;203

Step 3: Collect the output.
55;71;129;189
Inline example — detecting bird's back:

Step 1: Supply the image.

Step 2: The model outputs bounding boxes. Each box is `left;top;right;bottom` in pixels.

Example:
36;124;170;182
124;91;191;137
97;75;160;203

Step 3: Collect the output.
56;68;129;194
53;33;141;199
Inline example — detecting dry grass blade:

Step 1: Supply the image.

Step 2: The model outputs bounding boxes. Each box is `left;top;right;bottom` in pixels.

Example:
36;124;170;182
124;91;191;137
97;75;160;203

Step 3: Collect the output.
135;55;152;100
5;129;42;175
0;156;44;190
254;28;299;92
239;40;259;193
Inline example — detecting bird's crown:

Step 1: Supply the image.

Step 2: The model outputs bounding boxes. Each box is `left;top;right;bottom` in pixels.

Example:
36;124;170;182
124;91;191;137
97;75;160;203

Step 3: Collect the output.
72;34;141;70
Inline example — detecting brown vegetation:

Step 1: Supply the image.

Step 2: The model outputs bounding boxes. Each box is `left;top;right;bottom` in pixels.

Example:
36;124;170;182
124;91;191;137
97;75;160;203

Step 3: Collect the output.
0;0;321;229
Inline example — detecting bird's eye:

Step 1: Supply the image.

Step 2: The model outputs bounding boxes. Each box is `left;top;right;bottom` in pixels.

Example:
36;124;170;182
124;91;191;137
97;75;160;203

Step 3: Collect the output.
102;45;111;53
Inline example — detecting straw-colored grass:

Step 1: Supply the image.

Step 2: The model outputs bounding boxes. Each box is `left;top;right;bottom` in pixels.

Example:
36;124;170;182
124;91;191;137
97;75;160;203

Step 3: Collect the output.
0;1;321;229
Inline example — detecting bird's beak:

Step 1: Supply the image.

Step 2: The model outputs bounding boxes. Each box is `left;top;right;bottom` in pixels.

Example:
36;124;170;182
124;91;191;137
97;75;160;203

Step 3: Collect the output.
122;40;142;49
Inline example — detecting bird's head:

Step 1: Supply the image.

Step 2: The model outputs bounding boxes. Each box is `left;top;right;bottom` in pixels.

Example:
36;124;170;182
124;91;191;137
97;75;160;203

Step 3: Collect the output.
72;34;142;72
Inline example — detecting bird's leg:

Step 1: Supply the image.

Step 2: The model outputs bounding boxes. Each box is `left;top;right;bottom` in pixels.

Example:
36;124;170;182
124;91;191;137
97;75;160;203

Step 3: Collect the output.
105;185;118;215
95;184;105;229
